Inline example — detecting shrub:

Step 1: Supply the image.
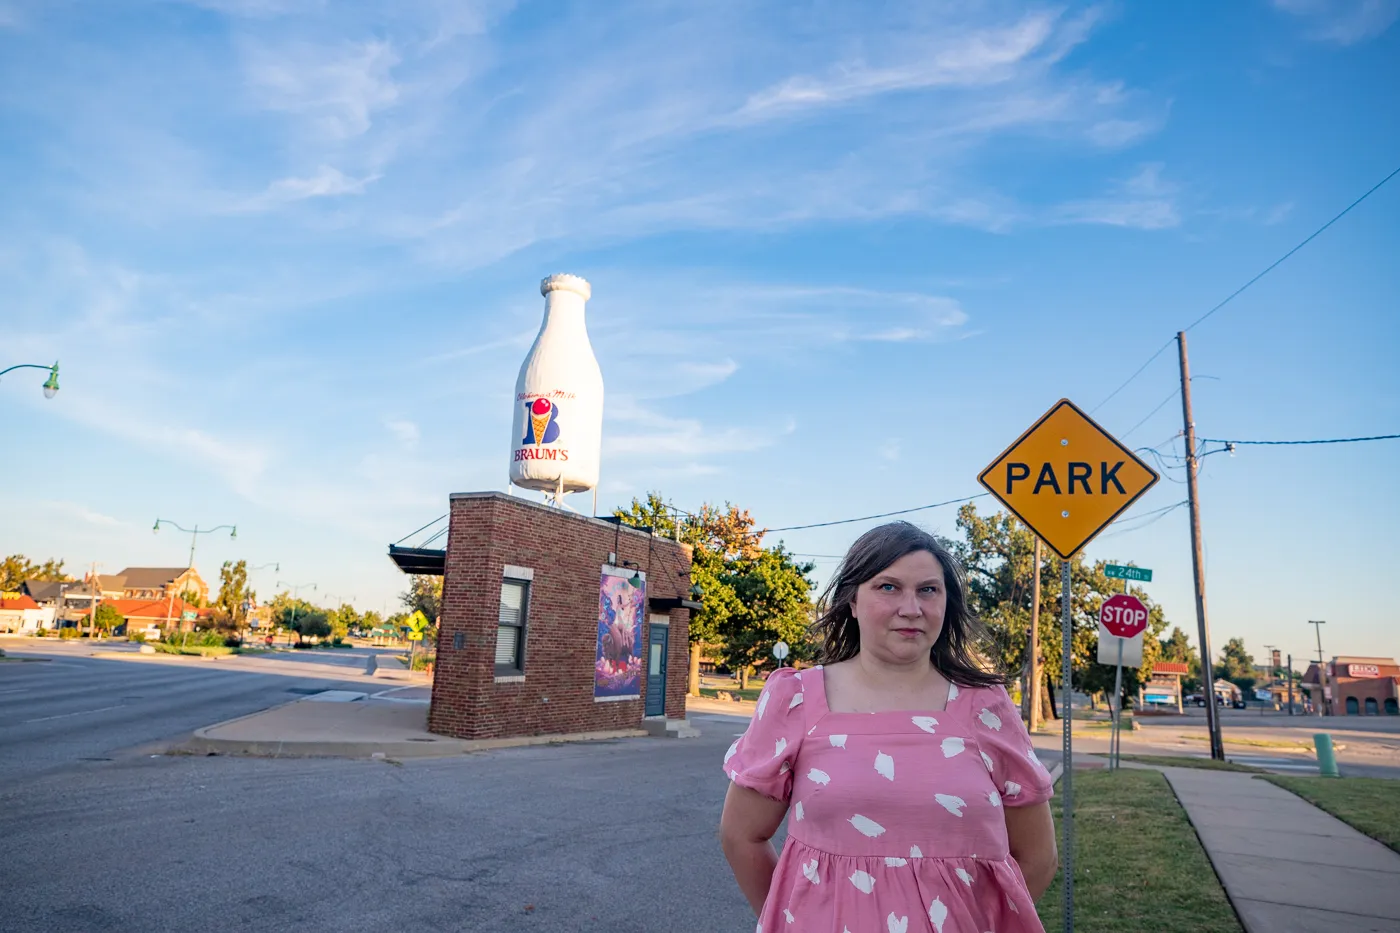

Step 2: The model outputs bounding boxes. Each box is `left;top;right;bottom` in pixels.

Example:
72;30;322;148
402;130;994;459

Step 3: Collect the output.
34;628;48;637
163;630;227;648
59;627;81;639
409;653;436;671
129;632;147;643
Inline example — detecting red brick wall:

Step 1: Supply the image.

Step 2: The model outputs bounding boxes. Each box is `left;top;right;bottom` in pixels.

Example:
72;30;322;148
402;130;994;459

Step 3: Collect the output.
428;492;692;740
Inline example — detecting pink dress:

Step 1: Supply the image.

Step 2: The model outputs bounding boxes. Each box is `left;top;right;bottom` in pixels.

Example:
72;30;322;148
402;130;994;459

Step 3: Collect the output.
724;666;1053;933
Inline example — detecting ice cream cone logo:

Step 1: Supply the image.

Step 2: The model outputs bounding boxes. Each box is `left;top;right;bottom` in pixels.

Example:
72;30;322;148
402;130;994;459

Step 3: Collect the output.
523;397;561;445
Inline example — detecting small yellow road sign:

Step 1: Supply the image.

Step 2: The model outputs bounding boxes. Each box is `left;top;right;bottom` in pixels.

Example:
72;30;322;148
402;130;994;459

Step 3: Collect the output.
977;399;1159;559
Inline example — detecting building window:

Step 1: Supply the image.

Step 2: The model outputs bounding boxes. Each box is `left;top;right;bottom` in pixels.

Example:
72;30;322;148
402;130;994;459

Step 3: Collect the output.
495;579;528;675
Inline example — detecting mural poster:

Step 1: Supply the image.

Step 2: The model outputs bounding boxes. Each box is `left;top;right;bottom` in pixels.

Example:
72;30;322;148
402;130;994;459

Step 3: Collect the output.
595;567;644;701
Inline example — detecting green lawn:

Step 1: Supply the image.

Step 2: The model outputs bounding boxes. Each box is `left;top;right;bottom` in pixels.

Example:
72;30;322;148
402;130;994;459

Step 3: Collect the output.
1117;754;1265;773
1264;776;1400;854
698;686;763;702
1038;769;1242;933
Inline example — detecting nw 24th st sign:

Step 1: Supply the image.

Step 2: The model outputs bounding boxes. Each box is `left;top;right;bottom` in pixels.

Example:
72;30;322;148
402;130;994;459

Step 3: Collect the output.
978;399;1160;559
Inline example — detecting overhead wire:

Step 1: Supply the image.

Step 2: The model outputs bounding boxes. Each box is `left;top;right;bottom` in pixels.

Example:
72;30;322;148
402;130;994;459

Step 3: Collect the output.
765;494;990;533
1198;433;1400;446
1091;162;1400;414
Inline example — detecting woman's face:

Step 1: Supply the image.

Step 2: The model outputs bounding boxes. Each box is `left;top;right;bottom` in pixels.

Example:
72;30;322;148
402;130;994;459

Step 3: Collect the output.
848;550;948;666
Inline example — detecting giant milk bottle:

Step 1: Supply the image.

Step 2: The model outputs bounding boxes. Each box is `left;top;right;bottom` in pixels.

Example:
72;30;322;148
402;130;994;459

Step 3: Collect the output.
508;274;604;497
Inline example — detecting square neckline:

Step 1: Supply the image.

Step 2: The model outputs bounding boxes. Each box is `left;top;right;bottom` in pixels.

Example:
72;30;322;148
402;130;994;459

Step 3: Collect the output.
804;663;961;718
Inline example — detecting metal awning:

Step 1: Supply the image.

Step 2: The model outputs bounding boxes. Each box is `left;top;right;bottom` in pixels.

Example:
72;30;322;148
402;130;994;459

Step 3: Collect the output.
648;596;702;613
388;545;446;576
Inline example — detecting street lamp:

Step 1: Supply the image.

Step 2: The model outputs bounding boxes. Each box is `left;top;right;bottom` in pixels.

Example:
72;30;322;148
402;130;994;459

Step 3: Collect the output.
153;519;237;568
1;361;60;399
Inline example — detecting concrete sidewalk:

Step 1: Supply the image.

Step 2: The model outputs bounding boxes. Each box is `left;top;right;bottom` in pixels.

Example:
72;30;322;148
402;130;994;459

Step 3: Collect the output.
174;694;647;759
1163;767;1400;932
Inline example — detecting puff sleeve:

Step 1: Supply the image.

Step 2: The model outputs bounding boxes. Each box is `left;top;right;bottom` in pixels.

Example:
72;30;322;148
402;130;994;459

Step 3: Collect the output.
721;667;807;803
974;685;1055;807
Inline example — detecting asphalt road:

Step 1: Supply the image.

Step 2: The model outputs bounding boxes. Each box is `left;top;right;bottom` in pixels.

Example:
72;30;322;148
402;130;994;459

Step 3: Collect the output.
1;646;759;932
0;642;384;786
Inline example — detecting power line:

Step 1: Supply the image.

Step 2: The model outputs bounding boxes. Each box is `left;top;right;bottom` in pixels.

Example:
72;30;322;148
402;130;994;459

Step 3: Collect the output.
1198;433;1400;446
1121;387;1179;440
1099;500;1189;539
1092;162;1400;412
1184;163;1400;333
766;494;989;532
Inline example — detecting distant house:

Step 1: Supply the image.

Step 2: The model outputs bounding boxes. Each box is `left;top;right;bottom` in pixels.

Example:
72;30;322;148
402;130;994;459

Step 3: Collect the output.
88;567;210;604
75;597;208;637
0;594;55;633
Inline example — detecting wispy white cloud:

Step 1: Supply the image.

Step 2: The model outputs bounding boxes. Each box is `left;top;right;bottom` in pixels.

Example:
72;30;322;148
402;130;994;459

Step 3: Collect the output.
1049;162;1181;230
241;37;401;140
1271;0;1399;44
385;419;420;446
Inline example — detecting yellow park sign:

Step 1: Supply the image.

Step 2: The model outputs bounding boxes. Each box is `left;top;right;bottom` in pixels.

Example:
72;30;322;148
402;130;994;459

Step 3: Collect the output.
978;399;1159;559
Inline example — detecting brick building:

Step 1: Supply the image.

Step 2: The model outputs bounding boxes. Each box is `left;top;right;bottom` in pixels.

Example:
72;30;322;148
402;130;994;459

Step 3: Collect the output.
392;492;697;741
1302;657;1400;716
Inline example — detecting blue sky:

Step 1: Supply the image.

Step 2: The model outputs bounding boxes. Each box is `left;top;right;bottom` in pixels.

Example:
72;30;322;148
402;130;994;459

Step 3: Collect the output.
3;0;1397;667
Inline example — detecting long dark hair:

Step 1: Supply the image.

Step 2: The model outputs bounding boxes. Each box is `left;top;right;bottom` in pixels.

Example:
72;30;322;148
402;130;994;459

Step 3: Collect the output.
812;521;1005;688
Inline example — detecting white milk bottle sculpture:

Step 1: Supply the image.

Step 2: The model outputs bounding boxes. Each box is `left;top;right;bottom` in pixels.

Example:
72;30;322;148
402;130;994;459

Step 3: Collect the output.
508;274;604;503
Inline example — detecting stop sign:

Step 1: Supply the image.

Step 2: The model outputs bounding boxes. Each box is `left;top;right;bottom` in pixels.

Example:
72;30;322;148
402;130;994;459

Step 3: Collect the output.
1099;594;1149;639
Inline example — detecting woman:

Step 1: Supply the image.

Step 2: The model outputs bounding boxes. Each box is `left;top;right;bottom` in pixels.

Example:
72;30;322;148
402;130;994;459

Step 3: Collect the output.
719;522;1057;932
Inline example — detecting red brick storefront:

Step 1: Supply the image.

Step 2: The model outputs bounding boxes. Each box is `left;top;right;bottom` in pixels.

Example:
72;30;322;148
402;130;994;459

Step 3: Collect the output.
428;492;693;741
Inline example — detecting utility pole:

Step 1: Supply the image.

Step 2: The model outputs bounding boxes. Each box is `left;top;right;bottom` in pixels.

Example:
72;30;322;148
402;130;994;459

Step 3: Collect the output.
1287;653;1295;716
1026;537;1043;732
1310;620;1327;716
1264;643;1278;710
1178;331;1224;760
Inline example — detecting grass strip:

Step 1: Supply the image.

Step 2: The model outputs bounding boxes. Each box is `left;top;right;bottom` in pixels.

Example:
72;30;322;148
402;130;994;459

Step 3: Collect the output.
1037;769;1242;933
698;686;763;702
1263;776;1400;854
1118;754;1265;773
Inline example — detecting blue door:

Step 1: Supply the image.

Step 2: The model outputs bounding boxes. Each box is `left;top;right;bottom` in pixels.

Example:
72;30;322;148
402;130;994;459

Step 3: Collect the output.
645;619;669;718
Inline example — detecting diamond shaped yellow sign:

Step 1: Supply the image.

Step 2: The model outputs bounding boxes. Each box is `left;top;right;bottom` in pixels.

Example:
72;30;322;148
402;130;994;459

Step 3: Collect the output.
978;399;1159;559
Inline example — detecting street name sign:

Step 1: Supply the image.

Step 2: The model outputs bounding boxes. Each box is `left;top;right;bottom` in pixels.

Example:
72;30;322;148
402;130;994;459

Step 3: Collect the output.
977;399;1160;559
181;610;197;622
1104;563;1153;582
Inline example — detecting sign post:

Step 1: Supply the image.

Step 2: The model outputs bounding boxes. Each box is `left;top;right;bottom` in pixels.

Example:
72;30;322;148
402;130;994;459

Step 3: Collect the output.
772;640;790;668
978;399;1159;933
1098;593;1149;769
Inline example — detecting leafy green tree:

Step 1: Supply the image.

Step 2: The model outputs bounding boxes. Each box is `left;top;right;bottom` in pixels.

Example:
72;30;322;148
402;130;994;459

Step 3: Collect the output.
270;593;319;633
400;576;441;623
215;560;253;631
717;544;816;688
1160;627;1202;693
289;610;331;643
954;504;1170;716
615;493;758;693
327;603;360;642
1;555;72;591
1216;637;1256;696
358;609;383;636
93;603;123;635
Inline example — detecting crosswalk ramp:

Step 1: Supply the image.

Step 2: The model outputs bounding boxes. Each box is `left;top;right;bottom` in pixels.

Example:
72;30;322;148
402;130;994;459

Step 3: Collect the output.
1228;753;1319;773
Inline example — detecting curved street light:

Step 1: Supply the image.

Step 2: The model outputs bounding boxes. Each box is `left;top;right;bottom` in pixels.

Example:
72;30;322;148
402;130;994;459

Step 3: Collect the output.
1;361;60;399
153;519;237;568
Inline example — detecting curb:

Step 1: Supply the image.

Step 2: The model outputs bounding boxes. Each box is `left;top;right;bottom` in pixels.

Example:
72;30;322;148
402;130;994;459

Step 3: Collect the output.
174;718;649;760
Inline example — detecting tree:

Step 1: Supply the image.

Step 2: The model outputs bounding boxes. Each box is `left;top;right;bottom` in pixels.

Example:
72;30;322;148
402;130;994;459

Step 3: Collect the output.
289;610;331;644
1216;637;1256;696
327;603;360;642
400;576;441;623
359;609;383;636
716;544;816;689
953;504;1171;716
1160;627;1202;693
270;593;318;636
615;493;764;693
93;603;123;636
214;560;253;632
0;554;72;591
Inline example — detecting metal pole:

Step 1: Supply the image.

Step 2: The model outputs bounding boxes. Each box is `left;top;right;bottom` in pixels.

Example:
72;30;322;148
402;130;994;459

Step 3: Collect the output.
1113;639;1124;771
1288;653;1295;716
1060;557;1073;933
1178;331;1224;760
1028;537;1043;732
